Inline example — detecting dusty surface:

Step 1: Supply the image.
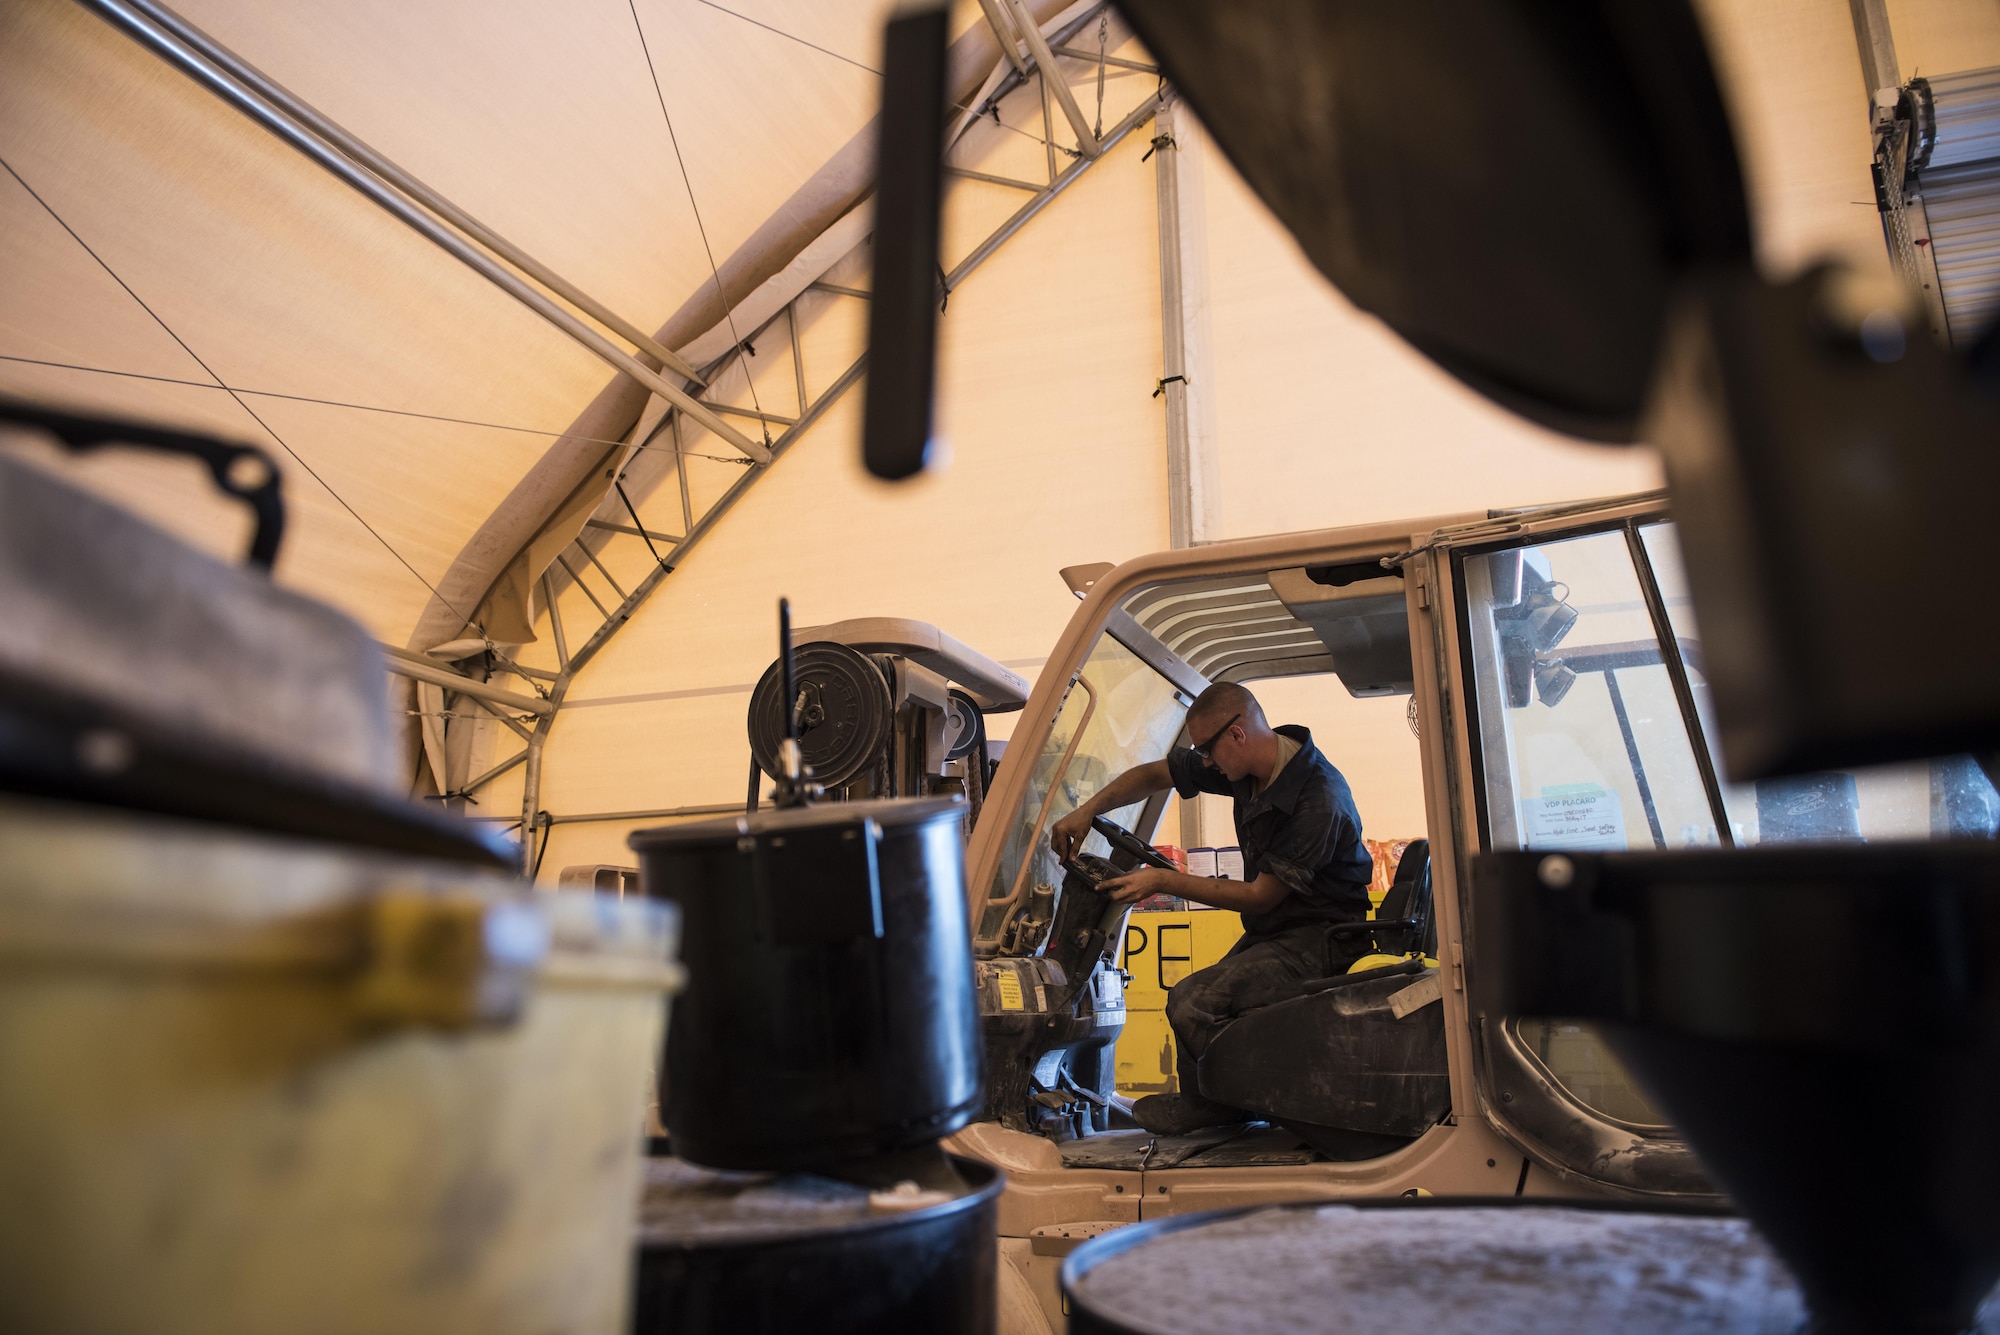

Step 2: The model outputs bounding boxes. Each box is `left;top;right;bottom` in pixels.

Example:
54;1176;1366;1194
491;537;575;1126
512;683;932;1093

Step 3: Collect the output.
636;1158;876;1246
636;1157;970;1246
1073;1206;1813;1334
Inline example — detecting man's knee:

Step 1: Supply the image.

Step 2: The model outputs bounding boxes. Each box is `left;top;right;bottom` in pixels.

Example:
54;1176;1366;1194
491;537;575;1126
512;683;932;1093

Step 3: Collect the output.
1168;971;1224;1031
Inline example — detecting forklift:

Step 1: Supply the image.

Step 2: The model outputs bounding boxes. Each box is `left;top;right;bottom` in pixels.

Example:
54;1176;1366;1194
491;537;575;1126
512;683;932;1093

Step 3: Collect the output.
928;488;1997;1329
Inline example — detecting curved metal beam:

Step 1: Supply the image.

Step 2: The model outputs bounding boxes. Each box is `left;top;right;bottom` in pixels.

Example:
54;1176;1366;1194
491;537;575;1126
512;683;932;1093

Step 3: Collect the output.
76;0;770;464
508;82;1166;873
104;0;709;387
404;0;1084;660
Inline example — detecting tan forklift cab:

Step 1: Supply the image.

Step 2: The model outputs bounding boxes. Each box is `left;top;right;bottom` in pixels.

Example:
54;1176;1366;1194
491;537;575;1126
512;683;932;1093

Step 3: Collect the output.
943;488;1999;1328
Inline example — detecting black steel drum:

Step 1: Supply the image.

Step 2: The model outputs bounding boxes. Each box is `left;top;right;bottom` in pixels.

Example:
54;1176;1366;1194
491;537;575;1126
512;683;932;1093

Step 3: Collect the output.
1062;1198;1830;1335
630;797;983;1170
633;1154;1001;1335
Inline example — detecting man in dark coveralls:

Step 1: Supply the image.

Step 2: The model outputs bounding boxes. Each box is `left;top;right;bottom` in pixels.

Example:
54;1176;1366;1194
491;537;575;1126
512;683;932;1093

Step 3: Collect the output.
1050;681;1374;1136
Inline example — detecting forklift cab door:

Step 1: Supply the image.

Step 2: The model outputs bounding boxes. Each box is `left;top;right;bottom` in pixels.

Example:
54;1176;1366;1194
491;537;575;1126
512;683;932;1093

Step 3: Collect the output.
1433;495;2000;1195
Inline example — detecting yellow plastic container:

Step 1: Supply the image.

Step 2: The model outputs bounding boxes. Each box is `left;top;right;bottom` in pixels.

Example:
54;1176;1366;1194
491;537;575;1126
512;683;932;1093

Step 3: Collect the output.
1115;909;1244;1096
0;796;684;1335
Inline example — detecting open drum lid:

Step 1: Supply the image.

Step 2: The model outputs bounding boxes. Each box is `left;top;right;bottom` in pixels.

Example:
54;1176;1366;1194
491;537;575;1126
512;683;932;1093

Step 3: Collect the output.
630;796;966;852
1114;0;1754;442
0;662;516;870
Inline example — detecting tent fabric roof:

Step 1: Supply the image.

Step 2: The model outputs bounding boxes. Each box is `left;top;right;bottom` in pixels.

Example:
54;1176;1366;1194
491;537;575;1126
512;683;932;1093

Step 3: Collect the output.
0;0;938;640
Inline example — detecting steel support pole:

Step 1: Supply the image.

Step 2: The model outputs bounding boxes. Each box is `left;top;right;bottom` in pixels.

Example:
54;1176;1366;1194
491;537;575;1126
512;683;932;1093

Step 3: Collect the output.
1844;0;1952;343
947;91;1163;286
78;0;773;464
516;659;572;874
545;802;748;825
460;747;528;796
1151;97;1207;849
543;573;571;669
1847;0;1900;98
1053;46;1154;74
586;517;683;545
519;716;551;875
1154;99;1195;552
946;166;1046;192
976;0;1027;75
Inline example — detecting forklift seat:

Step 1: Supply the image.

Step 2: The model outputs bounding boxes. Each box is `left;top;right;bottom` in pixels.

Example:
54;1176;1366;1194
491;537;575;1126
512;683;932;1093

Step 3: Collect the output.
1323;839;1436;964
1366;839;1437;960
1191;841;1449;1157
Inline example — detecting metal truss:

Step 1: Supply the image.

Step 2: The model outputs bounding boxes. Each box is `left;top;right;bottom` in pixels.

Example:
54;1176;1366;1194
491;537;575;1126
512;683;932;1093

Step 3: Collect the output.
411;46;1169;874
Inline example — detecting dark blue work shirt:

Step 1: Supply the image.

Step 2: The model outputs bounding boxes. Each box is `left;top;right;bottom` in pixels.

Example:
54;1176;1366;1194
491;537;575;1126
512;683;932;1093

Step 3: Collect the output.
1166;725;1374;937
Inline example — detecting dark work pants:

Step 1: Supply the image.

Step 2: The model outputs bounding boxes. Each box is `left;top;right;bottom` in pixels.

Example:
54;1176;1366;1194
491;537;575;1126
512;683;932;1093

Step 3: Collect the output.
1164;921;1365;1105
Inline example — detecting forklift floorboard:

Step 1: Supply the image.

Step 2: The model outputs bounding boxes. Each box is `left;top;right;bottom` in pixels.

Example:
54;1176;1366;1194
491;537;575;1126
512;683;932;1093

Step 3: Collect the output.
1056;1123;1323;1170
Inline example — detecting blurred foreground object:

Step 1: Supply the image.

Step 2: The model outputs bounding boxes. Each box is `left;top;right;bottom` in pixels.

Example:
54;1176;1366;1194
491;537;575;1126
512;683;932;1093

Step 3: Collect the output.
1112;0;1751;444
0;420;513;864
862;0;949;480
1646;265;2000;777
0;396;284;568
0;798;683;1335
1064;1201;1813;1334
0;421;683;1332
1476;846;2000;1335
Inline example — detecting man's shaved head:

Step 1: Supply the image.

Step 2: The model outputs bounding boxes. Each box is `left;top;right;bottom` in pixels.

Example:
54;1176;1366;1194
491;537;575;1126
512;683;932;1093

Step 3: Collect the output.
1188;681;1266;733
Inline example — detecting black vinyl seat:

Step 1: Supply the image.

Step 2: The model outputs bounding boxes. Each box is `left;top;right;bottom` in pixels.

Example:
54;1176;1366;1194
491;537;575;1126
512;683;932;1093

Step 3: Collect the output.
1370;839;1437;959
1194;841;1450;1157
1324;838;1436;961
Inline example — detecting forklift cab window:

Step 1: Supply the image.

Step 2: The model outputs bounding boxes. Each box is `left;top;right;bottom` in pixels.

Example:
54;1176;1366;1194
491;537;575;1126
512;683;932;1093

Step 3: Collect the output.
977;633;1189;946
1464;527;1716;854
1464;522;2000;852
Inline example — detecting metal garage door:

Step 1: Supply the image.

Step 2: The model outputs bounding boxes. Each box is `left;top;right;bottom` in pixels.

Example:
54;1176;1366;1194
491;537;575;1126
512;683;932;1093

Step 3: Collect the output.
1907;66;2000;345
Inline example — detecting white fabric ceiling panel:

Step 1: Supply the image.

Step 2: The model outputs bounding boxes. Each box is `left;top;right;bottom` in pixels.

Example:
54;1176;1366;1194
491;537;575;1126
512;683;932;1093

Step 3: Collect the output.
0;0;910;638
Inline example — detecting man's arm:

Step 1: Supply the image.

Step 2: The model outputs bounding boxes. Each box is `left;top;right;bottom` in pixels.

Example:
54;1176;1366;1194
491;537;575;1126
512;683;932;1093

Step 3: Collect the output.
1048;759;1174;862
1099;865;1289;914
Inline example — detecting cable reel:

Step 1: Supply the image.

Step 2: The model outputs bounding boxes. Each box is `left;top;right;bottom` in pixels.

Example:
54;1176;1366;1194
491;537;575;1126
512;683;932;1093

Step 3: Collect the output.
748;642;894;790
941;687;986;763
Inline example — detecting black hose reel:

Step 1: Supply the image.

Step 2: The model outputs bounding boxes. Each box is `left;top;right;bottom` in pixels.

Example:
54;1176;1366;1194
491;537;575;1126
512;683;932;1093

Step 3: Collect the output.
747;642;895;790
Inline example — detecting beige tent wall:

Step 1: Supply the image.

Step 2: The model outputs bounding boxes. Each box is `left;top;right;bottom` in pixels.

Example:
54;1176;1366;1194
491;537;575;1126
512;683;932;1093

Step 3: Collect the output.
512;67;1176;876
1885;0;2000;76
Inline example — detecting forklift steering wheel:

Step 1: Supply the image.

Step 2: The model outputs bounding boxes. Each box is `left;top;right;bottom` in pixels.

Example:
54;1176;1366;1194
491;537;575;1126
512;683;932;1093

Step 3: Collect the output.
1089;815;1179;871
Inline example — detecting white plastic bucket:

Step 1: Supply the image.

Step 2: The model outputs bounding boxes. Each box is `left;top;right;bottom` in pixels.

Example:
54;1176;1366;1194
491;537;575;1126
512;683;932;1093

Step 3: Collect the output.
0;796;684;1335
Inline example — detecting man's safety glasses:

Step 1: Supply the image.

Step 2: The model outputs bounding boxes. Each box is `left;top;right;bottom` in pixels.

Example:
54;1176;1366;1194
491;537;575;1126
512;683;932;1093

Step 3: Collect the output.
1189;712;1241;764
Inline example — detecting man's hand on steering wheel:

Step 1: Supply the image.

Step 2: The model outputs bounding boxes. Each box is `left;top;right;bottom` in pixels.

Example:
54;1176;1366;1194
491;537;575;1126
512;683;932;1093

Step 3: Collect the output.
1100;865;1173;904
1050;807;1094;862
